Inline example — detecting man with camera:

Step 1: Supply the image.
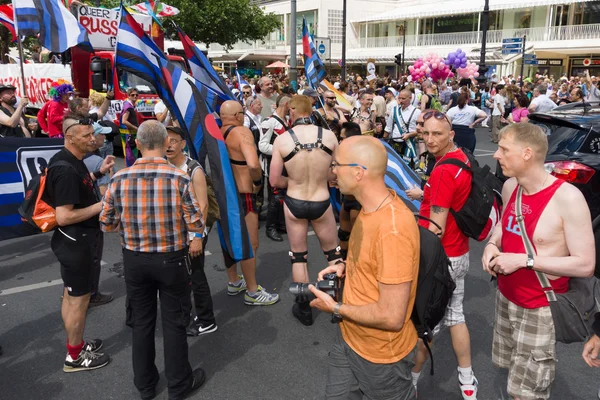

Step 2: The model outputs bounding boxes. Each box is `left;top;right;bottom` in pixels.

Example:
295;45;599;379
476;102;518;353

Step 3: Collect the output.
309;135;420;399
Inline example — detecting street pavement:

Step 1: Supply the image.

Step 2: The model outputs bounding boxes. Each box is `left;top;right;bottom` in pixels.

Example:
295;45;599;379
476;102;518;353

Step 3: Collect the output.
0;127;598;400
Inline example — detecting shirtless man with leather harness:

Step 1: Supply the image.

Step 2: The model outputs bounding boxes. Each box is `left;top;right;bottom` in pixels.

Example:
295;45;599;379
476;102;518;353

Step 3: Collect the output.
318;90;347;139
270;95;342;325
219;101;279;306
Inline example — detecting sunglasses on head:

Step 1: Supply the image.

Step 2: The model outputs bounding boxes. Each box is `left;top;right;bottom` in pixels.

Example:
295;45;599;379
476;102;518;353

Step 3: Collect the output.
64;118;94;134
423;110;451;127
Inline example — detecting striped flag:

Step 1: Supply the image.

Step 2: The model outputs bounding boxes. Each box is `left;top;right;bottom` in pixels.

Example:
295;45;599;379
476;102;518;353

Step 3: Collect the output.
302;16;326;89
176;26;235;102
382;141;422;213
0;5;17;42
186;79;253;262
13;0;92;53
236;69;248;87
320;79;353;110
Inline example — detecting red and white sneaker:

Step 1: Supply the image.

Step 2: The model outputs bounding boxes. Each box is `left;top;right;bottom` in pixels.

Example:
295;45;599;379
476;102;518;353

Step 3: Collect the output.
459;375;478;400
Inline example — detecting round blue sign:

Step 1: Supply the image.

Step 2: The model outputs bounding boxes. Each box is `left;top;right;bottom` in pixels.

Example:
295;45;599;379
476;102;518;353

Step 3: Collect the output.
318;43;326;54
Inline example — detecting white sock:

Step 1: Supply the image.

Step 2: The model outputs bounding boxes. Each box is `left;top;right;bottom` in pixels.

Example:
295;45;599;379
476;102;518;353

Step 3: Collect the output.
411;371;421;387
457;366;474;384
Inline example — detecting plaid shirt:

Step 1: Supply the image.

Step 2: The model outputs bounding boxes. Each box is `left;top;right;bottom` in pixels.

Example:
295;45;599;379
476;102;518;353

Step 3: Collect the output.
99;157;204;253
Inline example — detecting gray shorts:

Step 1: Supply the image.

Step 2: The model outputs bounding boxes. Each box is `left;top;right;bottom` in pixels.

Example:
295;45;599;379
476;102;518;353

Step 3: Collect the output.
433;252;469;335
325;328;417;400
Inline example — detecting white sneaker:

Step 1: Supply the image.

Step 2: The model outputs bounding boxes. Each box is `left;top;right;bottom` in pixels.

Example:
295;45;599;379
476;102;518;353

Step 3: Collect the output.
459;375;478;400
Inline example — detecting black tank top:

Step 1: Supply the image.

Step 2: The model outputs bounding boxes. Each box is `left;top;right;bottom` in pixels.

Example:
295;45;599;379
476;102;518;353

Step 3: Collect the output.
0;105;24;138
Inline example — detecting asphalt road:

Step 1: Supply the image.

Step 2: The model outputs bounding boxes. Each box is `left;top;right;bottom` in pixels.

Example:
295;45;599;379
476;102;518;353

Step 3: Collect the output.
0;128;598;400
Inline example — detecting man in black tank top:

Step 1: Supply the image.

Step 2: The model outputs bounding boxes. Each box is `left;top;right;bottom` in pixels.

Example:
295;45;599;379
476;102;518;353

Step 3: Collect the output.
0;85;31;138
269;95;343;326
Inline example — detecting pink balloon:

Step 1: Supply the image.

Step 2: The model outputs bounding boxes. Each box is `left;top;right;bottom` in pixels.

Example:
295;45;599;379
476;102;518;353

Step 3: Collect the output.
474;72;480;78
432;63;438;70
408;66;414;72
426;68;431;74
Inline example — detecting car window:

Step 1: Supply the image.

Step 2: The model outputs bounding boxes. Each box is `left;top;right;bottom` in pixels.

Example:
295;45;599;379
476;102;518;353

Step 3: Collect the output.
531;121;587;154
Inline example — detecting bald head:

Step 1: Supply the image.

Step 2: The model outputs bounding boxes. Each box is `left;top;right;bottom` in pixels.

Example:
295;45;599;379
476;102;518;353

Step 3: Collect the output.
338;136;387;178
220;100;244;126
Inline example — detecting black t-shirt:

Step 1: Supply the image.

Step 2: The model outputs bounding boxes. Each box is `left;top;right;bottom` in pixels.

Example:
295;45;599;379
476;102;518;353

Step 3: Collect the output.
45;148;101;229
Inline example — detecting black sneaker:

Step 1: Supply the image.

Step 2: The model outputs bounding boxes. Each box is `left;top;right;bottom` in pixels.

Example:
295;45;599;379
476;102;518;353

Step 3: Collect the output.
186;321;218;337
63;350;110;373
181;368;206;399
88;293;114;308
83;338;103;353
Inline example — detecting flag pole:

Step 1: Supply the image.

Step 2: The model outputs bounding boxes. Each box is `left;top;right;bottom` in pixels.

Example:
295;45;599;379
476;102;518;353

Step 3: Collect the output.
12;0;28;97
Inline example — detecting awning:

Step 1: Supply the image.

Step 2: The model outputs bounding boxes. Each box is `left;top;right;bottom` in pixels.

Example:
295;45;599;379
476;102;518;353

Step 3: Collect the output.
346;45;505;64
355;0;595;23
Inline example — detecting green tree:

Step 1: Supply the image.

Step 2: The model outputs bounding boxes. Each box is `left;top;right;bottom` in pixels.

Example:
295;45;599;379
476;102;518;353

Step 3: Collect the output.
166;0;282;49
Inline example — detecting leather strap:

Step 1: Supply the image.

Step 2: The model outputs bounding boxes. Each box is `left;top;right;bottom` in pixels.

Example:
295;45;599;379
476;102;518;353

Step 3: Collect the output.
515;185;557;302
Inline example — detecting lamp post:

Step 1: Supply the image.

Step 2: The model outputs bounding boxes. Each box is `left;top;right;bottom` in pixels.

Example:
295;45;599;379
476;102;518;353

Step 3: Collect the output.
477;0;490;85
341;0;347;81
289;0;298;91
401;20;406;77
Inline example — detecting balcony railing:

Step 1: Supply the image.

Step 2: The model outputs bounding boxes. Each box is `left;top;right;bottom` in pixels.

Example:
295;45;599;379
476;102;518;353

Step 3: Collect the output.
357;23;600;48
215;39;286;52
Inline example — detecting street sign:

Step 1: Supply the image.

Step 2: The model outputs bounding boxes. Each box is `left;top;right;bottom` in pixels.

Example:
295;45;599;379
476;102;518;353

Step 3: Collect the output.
318;43;325;55
502;37;523;44
502;43;522;49
523;54;537;60
502;49;522;55
524;60;539;65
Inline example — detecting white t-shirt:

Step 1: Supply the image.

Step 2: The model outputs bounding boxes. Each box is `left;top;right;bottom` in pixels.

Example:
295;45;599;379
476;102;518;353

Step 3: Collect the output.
492;94;506;116
446;105;482;126
586;85;600;102
384;104;421;140
170;158;207;240
154;101;171;126
530;94;557;113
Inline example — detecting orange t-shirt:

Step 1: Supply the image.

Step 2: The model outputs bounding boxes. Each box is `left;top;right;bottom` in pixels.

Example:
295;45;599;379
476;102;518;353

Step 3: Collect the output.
340;190;420;364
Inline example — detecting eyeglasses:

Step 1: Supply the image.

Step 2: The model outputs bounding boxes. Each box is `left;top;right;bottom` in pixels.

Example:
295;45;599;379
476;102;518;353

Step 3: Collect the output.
416;121;424;127
233;111;245;116
330;161;367;170
168;138;183;145
64;118;94;134
423;110;451;127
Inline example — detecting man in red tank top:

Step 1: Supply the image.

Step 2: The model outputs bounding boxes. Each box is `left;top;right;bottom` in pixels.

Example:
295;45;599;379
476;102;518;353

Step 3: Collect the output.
483;123;595;400
412;110;479;400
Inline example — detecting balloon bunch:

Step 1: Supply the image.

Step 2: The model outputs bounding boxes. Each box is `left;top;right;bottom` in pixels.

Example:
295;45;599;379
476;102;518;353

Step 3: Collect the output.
408;58;429;82
457;61;480;79
447;49;468;70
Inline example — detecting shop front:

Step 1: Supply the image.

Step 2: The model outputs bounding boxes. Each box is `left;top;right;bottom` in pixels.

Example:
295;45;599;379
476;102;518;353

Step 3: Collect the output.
569;57;600;77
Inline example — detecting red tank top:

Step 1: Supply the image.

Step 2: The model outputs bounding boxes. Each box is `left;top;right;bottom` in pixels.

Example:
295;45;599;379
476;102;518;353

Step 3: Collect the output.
498;179;569;309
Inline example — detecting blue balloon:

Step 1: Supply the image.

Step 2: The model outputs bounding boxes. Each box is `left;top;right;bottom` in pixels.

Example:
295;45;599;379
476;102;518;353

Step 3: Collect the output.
456;48;462;54
460;62;467;68
461;56;467;63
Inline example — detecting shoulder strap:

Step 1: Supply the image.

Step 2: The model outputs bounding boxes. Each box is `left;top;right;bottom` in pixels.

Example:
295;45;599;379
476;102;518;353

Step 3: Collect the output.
245;112;257;129
515;185;557;301
224;125;235;140
287;128;301;146
436;158;472;172
271;114;286;128
185;158;202;178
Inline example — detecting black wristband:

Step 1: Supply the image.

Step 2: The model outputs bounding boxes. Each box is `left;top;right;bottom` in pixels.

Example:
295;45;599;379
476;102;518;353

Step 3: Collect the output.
93;170;105;179
253;179;262;186
105;95;114;101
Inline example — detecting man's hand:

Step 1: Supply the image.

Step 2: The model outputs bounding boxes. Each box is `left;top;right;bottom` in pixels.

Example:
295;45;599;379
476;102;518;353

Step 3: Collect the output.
488;252;526;276
583;334;600;368
405;185;423;201
189;237;203;258
482;243;501;277
317;263;345;281
308;284;337;313
19;97;29;108
100;155;115;174
106;90;115;100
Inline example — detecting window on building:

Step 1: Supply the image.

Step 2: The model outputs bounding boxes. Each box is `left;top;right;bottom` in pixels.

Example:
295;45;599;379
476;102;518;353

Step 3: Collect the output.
288;10;318;40
359;23;367;39
418;13;477;35
553;5;569;27
488;10;504;31
419;18;434;35
328;9;344;43
514;9;532;28
582;1;600;24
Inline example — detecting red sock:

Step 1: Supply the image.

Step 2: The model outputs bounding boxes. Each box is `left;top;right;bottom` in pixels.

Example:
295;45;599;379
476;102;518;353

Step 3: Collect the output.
67;340;84;360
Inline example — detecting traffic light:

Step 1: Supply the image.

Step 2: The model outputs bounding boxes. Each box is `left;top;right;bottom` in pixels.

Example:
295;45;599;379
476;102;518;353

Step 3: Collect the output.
394;53;403;66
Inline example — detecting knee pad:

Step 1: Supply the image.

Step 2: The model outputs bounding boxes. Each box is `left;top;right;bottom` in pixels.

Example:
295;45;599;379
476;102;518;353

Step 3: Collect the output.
338;228;351;242
323;246;342;262
289;250;308;265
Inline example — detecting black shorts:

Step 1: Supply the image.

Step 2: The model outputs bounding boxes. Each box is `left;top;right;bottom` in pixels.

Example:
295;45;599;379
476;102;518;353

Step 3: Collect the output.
51;226;102;297
240;193;258;216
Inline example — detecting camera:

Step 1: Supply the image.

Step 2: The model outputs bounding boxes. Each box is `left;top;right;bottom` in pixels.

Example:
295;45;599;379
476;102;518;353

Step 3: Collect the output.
289;273;341;302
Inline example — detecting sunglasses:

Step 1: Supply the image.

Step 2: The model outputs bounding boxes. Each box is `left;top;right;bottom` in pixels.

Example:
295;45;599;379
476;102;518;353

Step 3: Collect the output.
423;110;451;127
330;161;367;170
243;92;252;95
325;97;336;100
130;94;139;98
64;118;94;134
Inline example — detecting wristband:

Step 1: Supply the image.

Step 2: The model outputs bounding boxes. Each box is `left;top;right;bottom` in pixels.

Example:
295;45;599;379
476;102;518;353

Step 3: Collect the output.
106;94;114;101
486;242;499;249
93;170;105;179
194;232;203;238
253;179;262;186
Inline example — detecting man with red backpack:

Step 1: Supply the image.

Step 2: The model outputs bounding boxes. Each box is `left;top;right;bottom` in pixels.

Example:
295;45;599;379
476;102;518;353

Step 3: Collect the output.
411;110;479;400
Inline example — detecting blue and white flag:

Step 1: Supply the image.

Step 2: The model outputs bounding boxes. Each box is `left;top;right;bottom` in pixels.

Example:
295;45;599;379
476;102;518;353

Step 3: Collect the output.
236;69;248;87
302;16;326;89
13;0;92;53
0;137;63;242
382;141;422;212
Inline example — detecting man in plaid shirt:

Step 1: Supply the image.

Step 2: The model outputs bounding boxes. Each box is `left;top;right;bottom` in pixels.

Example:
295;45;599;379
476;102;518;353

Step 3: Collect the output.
100;120;206;400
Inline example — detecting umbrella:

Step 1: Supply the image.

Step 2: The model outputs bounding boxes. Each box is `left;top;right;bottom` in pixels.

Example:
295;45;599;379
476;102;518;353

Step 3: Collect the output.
266;61;289;69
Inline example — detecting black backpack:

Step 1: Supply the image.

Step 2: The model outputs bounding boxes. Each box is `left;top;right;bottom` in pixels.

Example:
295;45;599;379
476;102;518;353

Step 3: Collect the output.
437;149;503;241
410;215;456;375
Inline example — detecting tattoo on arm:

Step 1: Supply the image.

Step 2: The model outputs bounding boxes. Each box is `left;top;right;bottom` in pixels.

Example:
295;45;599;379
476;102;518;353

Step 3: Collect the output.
431;206;444;214
242;132;254;146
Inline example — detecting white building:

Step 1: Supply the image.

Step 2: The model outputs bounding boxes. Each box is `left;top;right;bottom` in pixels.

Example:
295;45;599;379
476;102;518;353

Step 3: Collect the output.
198;0;600;78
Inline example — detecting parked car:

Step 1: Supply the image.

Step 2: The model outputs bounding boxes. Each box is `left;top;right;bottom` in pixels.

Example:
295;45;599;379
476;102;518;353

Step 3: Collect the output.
497;102;600;278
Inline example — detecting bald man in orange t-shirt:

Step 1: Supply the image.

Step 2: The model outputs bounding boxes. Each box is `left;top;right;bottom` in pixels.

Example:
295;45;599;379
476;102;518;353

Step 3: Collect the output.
310;136;419;399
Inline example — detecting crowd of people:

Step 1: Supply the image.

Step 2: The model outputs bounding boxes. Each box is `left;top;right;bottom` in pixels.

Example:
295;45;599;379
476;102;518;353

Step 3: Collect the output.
1;66;600;400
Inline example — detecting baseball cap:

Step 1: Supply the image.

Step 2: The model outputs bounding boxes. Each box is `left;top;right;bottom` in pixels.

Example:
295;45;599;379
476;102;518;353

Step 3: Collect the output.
0;84;16;92
303;88;318;98
93;122;112;136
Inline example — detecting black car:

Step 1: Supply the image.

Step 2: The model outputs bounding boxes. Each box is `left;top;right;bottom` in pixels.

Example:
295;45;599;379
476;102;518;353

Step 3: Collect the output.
503;102;600;277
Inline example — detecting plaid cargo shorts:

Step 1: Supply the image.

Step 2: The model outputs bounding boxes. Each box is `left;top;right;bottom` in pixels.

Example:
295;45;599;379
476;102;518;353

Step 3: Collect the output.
492;290;556;400
433;252;470;334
